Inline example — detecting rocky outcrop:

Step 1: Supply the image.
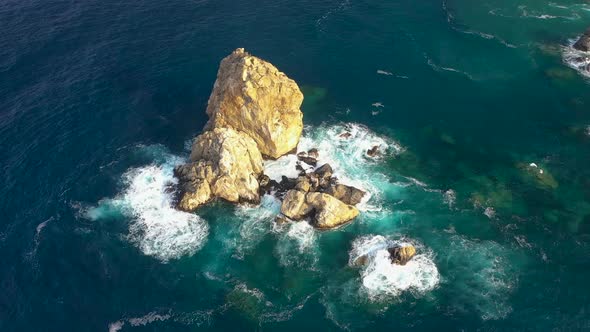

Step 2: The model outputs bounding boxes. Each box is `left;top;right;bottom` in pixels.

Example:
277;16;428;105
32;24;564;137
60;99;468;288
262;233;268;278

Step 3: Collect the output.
574;28;590;52
306;192;360;229
280;189;360;229
205;48;304;159
388;245;416;265
175;127;263;211
174;49;365;231
325;184;366;205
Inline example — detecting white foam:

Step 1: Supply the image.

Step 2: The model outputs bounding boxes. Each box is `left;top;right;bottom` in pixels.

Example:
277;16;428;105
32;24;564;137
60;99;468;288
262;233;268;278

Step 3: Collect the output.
349;235;439;300
286;221;316;251
443;189;456;208
232;194;281;259
89;148;209;262
563;39;590;78
128;312;171;326
376;69;393;75
36;217;52;235
264;123;403;213
108;321;124;332
274;221;318;268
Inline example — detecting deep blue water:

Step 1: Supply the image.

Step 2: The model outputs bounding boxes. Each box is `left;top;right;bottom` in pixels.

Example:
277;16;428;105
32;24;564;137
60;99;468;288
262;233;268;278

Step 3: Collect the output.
2;0;590;331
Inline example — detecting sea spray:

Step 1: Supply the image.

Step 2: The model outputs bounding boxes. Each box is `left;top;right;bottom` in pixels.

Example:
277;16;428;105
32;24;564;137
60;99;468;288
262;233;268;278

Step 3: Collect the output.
88;147;209;262
349;235;439;300
265;123;404;213
231;194;281;259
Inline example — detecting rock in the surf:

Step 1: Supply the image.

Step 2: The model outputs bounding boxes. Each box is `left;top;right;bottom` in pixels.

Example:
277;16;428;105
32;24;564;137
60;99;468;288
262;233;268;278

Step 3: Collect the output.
388;244;416;265
306;192;359;229
367;145;380;157
297;151;317;166
205;48;304;159
325;183;366;205
574;27;590;52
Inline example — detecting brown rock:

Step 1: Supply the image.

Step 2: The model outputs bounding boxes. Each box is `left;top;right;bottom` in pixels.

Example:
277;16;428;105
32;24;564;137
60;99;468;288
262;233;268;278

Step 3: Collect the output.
326;184;366;205
388;245;416;265
305;192;360;229
280;190;313;220
307;148;319;159
205;48;304;159
367;145;380;157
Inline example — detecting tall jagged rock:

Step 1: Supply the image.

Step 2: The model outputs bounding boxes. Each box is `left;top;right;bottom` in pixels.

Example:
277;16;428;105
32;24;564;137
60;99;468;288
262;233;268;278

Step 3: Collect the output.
205;48;304;159
175;127;263;211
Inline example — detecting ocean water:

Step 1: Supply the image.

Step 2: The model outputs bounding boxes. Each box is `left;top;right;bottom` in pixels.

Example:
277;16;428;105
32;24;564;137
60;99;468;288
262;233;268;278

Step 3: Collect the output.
2;0;590;330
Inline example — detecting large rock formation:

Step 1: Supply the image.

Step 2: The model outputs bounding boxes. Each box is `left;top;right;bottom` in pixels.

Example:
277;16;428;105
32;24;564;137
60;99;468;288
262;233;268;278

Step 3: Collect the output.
280;189;360;229
175;127;263;211
205;48;304;159
574;27;590;52
174;49;364;230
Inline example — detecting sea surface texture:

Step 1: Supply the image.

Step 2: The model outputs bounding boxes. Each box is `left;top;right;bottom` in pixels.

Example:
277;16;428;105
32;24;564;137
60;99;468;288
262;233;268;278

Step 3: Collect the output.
1;0;590;331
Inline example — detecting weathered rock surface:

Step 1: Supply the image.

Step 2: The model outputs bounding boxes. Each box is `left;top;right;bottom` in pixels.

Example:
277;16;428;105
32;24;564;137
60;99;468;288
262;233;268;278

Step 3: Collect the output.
175;127;263;211
280;190;312;220
279;189;360;229
388;245;416;265
325;184;366;205
574;27;590;52
306;192;359;229
205;48;304;159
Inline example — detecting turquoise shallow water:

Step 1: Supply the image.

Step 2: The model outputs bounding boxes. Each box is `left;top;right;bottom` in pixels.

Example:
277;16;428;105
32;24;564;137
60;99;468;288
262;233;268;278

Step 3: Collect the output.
2;0;590;330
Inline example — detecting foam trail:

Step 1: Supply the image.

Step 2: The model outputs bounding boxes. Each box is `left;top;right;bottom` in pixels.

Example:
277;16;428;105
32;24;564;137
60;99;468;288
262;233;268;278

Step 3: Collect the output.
88;146;209;262
108;321;124;332
274;221;318;268
349;235;439;300
232;194;281;259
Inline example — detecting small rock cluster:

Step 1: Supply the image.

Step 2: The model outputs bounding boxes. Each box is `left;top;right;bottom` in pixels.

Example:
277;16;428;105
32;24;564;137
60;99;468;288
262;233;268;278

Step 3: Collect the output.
259;150;366;229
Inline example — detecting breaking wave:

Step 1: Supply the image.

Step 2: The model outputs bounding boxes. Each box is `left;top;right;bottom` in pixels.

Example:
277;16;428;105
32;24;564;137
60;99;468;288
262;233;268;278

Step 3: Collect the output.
349;235;439;300
88;146;209;262
562;39;590;78
264;122;404;213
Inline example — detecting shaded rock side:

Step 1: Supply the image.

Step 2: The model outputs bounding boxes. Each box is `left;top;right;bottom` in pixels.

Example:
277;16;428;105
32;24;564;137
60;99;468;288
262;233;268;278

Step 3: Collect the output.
388;245;416;265
325;184;366;205
205;48;304;159
574;27;590;52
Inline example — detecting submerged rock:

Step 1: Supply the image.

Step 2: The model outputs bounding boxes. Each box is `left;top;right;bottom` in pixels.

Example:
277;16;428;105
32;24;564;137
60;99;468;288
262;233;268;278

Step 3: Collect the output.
574;27;590;52
367;145;380;157
388;244;416;265
176;127;263;211
205;48;304;159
